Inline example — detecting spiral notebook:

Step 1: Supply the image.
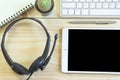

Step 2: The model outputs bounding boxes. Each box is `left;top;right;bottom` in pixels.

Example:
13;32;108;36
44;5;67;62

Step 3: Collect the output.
0;0;35;28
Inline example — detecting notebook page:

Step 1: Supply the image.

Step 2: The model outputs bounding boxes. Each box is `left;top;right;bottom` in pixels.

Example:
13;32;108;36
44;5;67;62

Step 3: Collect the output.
0;0;35;23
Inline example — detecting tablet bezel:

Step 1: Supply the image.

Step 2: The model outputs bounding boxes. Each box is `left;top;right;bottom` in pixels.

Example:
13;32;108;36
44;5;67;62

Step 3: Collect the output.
62;27;120;74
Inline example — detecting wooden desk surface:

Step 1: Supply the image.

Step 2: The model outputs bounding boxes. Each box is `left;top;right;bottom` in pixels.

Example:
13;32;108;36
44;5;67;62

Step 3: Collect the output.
1;0;120;80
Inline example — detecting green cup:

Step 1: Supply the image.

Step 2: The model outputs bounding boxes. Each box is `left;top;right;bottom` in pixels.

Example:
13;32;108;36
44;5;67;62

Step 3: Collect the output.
35;0;54;16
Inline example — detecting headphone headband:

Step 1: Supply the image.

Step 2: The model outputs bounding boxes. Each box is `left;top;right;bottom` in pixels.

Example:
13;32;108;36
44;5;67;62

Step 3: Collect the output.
1;18;50;67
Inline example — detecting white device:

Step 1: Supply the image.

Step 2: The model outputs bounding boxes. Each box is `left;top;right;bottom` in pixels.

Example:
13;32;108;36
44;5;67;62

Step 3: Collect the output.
60;0;120;18
62;28;120;74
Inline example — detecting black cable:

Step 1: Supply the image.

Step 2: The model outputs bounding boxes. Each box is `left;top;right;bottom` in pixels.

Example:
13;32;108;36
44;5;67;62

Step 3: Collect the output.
26;72;33;80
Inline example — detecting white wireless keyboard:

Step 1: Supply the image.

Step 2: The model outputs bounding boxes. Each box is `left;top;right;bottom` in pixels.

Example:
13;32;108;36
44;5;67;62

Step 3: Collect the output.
60;0;120;18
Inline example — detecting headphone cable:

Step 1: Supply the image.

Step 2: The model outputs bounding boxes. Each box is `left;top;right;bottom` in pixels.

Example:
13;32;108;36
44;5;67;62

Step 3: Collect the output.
26;72;33;80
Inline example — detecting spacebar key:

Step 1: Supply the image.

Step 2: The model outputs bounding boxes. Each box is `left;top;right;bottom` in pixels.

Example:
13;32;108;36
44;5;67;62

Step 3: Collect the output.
90;9;120;16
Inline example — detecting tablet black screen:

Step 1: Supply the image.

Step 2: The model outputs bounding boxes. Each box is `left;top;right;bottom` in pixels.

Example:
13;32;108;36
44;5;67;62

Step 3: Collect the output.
68;29;120;72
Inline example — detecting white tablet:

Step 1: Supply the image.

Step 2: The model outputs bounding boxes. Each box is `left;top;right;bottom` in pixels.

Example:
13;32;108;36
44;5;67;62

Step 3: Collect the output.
62;27;120;74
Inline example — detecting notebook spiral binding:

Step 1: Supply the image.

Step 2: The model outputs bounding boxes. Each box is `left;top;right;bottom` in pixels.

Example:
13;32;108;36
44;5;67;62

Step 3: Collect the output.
0;3;34;28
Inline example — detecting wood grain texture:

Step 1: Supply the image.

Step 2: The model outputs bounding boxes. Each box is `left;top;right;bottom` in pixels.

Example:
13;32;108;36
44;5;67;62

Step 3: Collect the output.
1;0;120;80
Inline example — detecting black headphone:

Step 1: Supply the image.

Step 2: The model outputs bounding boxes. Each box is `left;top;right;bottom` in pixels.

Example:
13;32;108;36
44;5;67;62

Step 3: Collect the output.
1;18;58;80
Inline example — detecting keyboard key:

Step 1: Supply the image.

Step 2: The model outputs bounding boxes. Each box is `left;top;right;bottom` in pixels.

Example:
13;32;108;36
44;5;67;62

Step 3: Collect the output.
62;9;68;15
116;3;120;8
113;0;119;2
77;3;82;8
75;9;81;15
100;0;105;2
86;0;92;2
96;3;102;8
62;3;76;8
90;3;96;8
73;0;79;2
80;0;86;2
103;3;109;8
90;9;120;15
106;0;112;2
109;3;115;8
82;9;89;15
68;9;74;15
62;0;72;2
93;0;99;2
83;3;89;8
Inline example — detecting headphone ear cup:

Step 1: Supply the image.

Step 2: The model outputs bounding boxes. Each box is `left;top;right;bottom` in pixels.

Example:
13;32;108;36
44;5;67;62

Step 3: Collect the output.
12;62;29;75
29;57;44;73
